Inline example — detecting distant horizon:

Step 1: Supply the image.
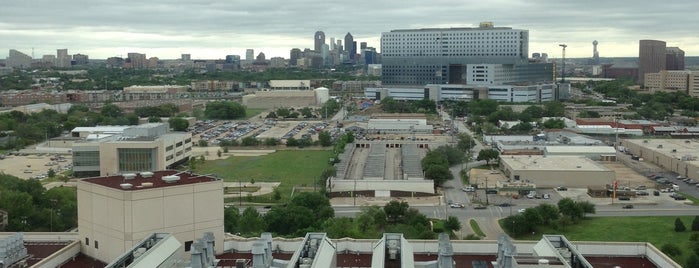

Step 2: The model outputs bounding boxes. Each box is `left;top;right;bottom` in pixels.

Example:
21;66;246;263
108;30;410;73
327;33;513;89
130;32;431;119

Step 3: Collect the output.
2;1;698;60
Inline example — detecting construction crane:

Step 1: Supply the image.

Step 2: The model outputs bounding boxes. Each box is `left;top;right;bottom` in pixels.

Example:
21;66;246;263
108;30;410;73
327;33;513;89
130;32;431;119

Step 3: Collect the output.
559;44;567;82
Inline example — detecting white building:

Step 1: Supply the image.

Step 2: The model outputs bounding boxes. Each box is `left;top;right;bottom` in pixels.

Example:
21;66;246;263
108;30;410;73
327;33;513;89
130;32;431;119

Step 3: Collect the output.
71;123;193;177
77;170;224;264
365;83;555;103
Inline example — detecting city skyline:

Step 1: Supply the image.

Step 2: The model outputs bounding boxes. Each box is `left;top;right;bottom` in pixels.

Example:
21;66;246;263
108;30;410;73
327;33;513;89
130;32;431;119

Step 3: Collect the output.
1;0;698;60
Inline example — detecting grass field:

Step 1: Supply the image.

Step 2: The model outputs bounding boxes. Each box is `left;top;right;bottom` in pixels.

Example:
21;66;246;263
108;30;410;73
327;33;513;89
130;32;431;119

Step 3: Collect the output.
506;216;697;266
244;108;267;119
197;150;333;201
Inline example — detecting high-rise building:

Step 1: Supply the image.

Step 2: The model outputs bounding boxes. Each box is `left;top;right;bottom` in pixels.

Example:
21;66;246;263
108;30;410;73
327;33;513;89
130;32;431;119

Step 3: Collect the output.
56;49;72;68
245;49;254;61
6;49;32;69
638;40;667;83
73;54;89;65
126;53;147;69
330;37;336;51
380;22;532;86
336;40;343;52
666;47;685;71
289;48;303;66
314;31;325;52
181;54;191;61
344;33;354;60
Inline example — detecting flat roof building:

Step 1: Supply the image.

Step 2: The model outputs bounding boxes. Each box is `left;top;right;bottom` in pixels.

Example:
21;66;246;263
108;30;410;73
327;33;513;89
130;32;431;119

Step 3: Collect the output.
499;155;615;188
77;170;224;264
71;123;192;177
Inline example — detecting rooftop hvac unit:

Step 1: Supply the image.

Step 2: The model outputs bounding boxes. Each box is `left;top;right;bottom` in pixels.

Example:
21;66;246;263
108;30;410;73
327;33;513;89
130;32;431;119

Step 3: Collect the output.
120;183;133;189
123;173;136;180
141;171;154;178
141;182;153;187
162;175;180;183
133;247;147;259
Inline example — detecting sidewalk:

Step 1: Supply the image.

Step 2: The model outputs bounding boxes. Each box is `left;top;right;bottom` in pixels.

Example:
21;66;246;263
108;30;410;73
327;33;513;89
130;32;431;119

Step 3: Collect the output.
330;196;441;207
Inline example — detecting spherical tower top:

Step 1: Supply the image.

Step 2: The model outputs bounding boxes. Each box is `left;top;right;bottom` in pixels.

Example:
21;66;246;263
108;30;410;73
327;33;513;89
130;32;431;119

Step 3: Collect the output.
593;40;598;46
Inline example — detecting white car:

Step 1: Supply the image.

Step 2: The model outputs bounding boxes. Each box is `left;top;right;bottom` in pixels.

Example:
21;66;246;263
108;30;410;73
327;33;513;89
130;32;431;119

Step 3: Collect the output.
518;208;526;213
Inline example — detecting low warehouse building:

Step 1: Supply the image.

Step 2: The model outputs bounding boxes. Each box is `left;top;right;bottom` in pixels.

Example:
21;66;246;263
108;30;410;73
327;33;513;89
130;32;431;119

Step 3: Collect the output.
499;155;615;188
621;138;699;179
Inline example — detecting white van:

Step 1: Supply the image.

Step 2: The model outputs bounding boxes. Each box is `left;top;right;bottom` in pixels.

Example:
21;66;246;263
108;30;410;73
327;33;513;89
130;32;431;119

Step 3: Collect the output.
462;186;475;192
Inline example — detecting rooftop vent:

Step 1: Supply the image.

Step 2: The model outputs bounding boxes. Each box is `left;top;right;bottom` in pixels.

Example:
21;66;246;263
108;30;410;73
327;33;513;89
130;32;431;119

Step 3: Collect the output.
141;182;153;187
120;183;133;189
141;171;154;178
162;175;180;183
123;173;136;180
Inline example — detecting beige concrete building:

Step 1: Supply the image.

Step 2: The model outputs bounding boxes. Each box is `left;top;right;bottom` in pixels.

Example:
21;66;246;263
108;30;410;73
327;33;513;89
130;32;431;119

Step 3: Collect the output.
72;123;192;177
620;138;699;179
242;90;318;109
77;170;224;264
644;70;697;93
499;155;615;188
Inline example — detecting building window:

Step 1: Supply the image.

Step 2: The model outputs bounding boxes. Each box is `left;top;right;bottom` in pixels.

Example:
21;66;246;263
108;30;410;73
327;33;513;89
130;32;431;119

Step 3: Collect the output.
73;151;100;167
118;148;156;172
166;145;174;151
85;238;89;246
176;141;183;147
95;240;99;249
185;240;193;252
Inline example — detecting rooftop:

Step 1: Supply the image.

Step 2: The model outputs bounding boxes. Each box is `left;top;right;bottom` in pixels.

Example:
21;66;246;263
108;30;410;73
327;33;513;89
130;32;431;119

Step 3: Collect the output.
81;170;220;191
500;155;611;172
625;139;699;161
545;145;616;154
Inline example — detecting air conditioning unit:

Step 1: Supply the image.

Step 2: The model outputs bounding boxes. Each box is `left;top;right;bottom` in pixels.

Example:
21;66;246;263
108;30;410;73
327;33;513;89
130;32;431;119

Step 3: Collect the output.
162;175;180;183
141;171;154;178
123;173;136;180
120;183;133;189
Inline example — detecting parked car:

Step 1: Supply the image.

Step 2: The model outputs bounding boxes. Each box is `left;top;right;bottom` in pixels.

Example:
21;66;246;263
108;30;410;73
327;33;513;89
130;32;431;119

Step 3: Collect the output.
518;208;526;213
674;195;687;201
485;189;498;194
497;203;512;207
543;194;550;199
555;186;568;191
450;203;465;208
461;186;475;192
618;196;631;201
473;205;487;209
636;191;649;196
622;204;634;209
635;185;647;190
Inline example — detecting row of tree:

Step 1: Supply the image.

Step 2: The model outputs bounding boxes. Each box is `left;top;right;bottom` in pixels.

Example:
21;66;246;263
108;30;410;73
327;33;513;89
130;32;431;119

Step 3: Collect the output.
225;197;449;239
501;198;595;238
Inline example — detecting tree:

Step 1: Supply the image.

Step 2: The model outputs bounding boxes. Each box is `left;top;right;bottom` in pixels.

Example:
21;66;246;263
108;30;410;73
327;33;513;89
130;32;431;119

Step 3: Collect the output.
241;136;259;146
433;145;465;165
239;207;265;235
148;116;162;123
290;192;334;221
322;217;359;239
457;133;475;155
541;118;565;129
169;117;189;131
384;200;409;224
224;206;241;233
543;101;565;117
318;131;332;147
476;149;499;165
285;137;298;147
198;140;208;147
444;216;462;233
421;150;449;171
425;165;453;187
264;205;315;236
676;217;687;232
204;101;246;119
692;216;699;231
577;201;596;217
47;168;56;178
557;198;584;221
272;187;282;201
100;102;123;118
535;203;560;225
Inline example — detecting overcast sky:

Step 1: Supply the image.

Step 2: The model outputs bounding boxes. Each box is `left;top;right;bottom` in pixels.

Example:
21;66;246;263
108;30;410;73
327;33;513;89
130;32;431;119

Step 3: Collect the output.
1;0;698;60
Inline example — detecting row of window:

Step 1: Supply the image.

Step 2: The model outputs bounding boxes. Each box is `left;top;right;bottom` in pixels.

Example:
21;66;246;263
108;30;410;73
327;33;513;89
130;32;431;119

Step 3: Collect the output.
383;53;520;57
384;31;523;38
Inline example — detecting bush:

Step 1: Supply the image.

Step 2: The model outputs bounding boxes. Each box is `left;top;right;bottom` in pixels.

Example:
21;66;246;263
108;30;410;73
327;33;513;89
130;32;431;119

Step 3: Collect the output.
676;217;687;232
661;243;682;257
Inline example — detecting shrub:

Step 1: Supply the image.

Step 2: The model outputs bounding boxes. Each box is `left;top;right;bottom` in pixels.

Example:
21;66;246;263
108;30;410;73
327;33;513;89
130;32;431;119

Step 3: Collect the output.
676;217;687;232
661;243;682;257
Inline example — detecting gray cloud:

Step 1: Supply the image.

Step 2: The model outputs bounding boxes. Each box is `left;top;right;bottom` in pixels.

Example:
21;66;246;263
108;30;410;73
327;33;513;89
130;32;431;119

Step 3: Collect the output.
1;0;697;59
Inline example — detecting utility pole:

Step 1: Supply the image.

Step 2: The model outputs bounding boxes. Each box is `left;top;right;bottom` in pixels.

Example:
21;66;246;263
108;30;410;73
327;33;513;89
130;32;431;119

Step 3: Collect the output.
559;44;567;83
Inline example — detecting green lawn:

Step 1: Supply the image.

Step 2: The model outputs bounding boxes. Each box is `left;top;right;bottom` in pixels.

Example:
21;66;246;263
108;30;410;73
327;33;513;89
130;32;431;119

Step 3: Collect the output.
506;216;697;266
469;219;486;237
196;150;333;202
244;108;268;119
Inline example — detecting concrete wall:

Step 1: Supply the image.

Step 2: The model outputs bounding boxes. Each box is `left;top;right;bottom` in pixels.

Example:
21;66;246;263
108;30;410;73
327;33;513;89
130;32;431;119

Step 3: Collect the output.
330;179;435;194
32;240;82;268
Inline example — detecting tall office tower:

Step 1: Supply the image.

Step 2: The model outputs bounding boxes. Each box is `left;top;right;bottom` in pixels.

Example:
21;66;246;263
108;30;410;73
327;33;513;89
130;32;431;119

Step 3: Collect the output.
360;42;367;50
330;37;336;51
336;40;343;52
321;43;330;66
592;40;599;64
289;48;303;66
56;49;71;68
181;54;191;61
666;47;685;71
381;22;530;86
246;49;254;61
639;40;667;83
256;52;266;61
344;33;354;60
6;49;32;68
314;31;326;51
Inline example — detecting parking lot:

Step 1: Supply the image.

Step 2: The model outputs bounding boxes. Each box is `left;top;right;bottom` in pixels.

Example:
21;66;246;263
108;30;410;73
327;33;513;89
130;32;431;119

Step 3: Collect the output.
0;153;72;180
